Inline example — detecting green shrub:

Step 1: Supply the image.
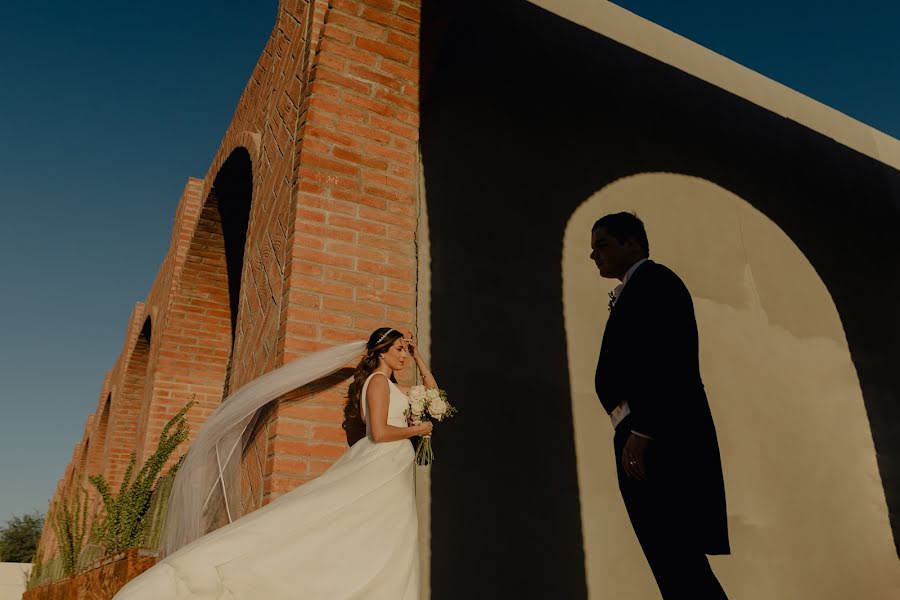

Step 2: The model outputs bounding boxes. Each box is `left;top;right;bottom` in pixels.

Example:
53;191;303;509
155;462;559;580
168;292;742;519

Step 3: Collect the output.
50;480;88;577
89;401;194;555
25;548;43;589
0;511;43;563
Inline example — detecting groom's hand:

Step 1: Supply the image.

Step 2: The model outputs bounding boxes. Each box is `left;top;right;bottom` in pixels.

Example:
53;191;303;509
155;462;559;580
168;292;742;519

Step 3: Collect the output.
622;433;651;480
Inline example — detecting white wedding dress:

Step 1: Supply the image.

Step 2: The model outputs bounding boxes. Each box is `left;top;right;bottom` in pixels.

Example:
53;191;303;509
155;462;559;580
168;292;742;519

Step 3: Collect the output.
114;372;420;599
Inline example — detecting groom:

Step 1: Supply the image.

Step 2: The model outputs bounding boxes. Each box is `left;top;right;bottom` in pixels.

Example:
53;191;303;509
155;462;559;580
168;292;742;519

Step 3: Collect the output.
591;212;730;599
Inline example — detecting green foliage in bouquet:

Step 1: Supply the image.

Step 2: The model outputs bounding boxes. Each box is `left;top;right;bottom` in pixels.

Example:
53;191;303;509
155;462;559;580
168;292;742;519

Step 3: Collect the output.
405;386;457;466
50;479;89;577
89;401;194;555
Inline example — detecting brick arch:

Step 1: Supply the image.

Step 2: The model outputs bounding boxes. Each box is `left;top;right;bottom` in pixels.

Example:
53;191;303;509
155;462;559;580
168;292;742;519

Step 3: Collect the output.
77;438;90;476
107;317;152;490
33;0;425;567
88;395;111;476
199;134;260;210
134;316;161;463
213;133;260;175
147;147;256;461
64;465;78;497
159;134;259;298
213;148;254;352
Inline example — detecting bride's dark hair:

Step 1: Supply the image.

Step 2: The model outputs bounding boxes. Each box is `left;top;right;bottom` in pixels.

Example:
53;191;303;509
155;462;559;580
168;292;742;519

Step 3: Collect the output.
342;327;404;438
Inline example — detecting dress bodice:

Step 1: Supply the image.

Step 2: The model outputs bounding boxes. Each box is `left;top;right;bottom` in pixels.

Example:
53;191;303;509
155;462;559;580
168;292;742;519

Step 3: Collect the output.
361;372;409;431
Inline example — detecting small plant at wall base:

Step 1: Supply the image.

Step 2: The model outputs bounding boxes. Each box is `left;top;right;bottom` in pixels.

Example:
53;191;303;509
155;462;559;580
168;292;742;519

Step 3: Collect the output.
25;548;43;589
51;479;89;577
89;400;194;555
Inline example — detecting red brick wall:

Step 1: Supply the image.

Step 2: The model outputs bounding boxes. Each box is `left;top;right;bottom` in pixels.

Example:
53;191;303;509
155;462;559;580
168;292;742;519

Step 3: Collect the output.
35;0;422;574
107;318;150;489
87;397;110;477
24;549;158;600
145;188;233;461
266;0;421;499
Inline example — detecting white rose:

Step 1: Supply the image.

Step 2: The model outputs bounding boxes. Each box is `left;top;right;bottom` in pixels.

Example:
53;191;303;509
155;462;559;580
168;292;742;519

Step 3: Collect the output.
425;388;441;401
409;397;426;416
408;385;426;402
428;396;449;420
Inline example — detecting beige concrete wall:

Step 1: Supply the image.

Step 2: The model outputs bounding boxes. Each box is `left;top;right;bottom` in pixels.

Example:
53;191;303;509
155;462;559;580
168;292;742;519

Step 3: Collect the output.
0;563;30;600
563;173;900;599
529;0;900;171
415;152;432;600
419;2;899;595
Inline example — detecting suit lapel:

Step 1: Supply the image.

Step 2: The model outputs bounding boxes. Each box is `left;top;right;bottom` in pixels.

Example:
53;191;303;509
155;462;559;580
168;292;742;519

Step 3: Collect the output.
610;259;653;314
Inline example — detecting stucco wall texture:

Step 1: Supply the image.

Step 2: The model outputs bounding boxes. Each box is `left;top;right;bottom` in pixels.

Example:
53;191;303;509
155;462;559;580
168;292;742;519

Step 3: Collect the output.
0;563;31;600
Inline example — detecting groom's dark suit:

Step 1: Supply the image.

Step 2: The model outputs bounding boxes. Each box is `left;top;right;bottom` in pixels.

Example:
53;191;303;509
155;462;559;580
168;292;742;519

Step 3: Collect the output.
596;260;729;598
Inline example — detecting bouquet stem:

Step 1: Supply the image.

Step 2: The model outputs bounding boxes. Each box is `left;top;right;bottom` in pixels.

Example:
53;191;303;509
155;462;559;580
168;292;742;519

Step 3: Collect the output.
415;436;434;466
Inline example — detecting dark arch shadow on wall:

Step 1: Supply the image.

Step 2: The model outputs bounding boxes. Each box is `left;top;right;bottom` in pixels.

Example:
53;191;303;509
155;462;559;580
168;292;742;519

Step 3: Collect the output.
420;0;900;595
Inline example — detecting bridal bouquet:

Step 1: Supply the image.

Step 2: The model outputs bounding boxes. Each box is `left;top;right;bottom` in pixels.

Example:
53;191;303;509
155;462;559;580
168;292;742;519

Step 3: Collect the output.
405;385;456;466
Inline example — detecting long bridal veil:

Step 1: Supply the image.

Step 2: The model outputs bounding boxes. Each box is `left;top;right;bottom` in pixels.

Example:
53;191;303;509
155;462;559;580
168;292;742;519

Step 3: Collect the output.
159;341;366;556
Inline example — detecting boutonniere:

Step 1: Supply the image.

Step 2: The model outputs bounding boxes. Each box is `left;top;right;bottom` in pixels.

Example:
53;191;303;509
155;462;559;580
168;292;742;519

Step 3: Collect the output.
607;283;624;312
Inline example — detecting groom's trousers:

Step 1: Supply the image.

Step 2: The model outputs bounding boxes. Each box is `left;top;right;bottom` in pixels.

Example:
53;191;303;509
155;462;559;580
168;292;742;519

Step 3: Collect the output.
614;418;727;600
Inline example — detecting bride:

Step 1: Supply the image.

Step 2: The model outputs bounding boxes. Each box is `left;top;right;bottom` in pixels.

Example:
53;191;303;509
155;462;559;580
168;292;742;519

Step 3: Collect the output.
114;327;436;599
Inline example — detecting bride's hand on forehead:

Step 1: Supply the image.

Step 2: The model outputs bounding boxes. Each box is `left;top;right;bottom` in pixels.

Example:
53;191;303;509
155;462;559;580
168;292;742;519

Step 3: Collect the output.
402;330;416;354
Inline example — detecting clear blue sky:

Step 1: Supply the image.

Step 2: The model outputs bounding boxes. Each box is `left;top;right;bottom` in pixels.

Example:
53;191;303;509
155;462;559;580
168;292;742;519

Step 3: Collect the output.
611;0;900;138
0;0;277;527
0;1;896;528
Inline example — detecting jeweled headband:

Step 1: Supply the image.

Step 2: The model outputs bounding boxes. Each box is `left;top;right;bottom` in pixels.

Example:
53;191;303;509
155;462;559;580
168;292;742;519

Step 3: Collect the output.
375;328;397;345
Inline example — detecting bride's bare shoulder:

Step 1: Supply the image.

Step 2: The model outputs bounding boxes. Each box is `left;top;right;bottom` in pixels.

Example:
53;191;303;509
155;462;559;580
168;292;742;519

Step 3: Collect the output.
366;372;390;393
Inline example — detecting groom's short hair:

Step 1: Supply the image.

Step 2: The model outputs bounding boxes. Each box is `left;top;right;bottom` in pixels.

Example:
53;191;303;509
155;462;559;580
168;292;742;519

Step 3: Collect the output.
592;212;650;255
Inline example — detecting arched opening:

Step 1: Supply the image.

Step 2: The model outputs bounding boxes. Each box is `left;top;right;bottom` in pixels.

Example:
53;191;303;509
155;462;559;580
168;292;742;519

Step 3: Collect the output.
89;395;111;476
66;465;77;489
86;395;112;535
154;148;253;467
212;148;254;400
78;438;90;476
108;318;151;490
562;173;900;598
134;318;158;462
77;438;91;522
214;148;253;348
